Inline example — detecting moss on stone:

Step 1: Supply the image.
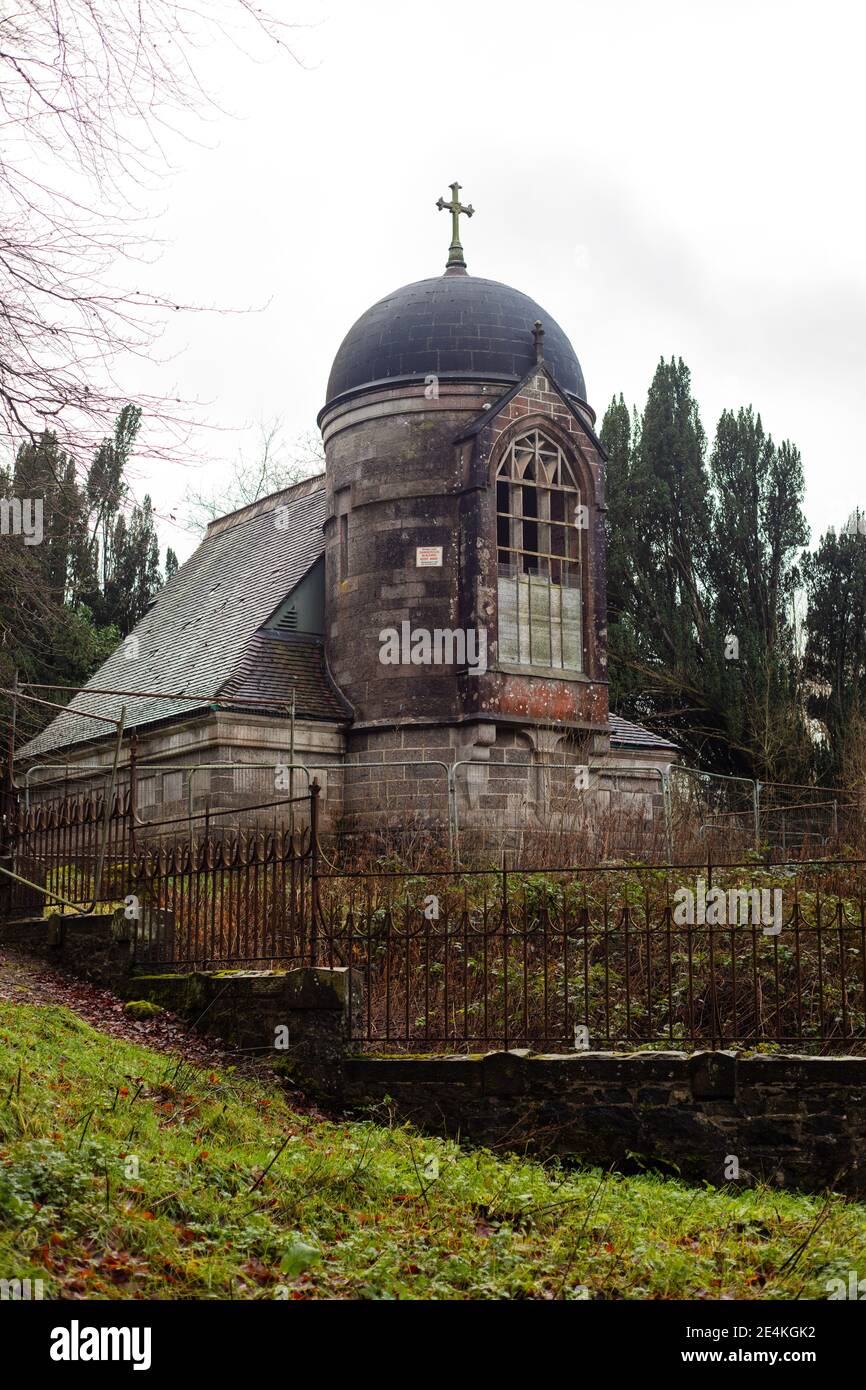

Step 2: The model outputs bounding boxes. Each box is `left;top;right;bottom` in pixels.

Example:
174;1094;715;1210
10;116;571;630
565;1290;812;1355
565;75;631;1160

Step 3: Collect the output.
212;968;288;977
131;973;194;982
123;999;165;1021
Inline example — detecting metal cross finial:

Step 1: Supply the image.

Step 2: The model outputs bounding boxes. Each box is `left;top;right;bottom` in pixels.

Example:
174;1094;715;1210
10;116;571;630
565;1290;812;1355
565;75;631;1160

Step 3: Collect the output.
436;181;474;274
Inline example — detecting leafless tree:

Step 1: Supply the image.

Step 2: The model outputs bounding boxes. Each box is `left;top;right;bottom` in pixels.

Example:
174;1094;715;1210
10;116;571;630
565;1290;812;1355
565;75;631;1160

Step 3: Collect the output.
0;1;301;464
183;418;324;530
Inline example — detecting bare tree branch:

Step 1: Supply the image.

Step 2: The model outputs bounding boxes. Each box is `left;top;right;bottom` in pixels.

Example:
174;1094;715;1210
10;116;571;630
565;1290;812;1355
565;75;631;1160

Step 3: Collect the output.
183;419;324;531
0;1;303;463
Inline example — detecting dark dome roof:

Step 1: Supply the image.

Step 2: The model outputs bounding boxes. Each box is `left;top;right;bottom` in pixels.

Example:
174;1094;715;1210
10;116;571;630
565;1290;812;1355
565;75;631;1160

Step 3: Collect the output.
324;274;586;409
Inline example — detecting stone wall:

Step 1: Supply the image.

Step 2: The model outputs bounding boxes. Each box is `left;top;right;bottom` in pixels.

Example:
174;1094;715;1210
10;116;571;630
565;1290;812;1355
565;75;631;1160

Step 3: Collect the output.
132;967;361;1095
330;723;668;858
19;708;346;832
320;375;609;787
0;915;358;1100
3;909;864;1194
344;1049;866;1195
0;911;135;991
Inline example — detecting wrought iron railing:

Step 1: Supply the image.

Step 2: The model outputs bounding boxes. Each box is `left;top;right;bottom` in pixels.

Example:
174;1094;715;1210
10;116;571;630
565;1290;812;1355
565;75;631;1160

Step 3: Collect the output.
3;781;866;1053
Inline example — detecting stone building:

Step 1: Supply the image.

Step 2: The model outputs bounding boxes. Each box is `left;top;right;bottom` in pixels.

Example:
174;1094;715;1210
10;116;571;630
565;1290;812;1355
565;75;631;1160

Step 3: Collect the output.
18;188;677;848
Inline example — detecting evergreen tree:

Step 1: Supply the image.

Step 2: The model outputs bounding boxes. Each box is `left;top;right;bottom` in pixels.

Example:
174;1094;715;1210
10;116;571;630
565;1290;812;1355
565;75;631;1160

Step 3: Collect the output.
75;409;166;634
1;406;177;752
601;358;714;756
601;392;633;671
11;432;86;602
707;409;810;780
99;496;162;633
602;365;811;779
79;404;141;602
803;515;866;781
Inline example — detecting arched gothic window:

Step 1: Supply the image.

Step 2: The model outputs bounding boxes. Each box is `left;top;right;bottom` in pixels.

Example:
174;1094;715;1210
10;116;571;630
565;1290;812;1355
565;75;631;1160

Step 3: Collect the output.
495;429;584;672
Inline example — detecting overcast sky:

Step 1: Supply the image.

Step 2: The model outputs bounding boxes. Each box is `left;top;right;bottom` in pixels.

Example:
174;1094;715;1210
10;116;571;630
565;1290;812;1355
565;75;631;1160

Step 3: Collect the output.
121;0;865;564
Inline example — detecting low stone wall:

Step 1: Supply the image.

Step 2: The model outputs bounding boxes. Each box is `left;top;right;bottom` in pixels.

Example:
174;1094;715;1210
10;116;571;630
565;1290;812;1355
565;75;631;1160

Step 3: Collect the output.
0;917;356;1097
0;914;359;1097
344;1049;866;1195
132;967;360;1094
0;911;135;990
2;911;864;1193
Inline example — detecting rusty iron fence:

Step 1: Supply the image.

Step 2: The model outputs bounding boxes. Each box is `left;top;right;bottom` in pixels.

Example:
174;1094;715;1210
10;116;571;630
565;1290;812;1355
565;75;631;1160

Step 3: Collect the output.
0;785;136;917
130;816;314;968
314;858;866;1053
3;780;866;1054
0;782;315;943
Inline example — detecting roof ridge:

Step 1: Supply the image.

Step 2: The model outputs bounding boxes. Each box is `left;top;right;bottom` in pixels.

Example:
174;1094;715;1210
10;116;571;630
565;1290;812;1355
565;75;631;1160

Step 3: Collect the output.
205;472;325;540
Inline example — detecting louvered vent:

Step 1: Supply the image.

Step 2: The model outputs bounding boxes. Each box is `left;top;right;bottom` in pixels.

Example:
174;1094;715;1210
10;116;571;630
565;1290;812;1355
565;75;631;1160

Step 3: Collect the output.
273;605;298;633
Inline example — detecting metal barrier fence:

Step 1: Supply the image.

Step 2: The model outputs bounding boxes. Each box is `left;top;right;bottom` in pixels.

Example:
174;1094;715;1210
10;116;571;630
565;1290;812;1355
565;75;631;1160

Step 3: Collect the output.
13;756;865;872
283;758;669;865
21;759;315;844
668;767;862;857
452;760;668;862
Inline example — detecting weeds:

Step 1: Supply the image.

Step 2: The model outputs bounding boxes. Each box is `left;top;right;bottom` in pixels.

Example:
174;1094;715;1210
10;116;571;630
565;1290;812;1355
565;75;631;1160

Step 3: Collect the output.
0;1001;864;1299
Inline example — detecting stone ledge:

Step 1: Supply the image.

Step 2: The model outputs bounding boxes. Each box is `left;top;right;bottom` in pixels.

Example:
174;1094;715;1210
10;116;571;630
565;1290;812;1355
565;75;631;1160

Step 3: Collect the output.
129;966;360;1099
342;1048;866;1194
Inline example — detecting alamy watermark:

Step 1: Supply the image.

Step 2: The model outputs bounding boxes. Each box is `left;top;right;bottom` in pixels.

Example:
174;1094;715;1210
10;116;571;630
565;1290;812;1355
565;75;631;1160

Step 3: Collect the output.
0;497;43;545
49;1321;151;1370
1;1277;44;1300
826;1270;866;1299
379;621;487;675
673;878;782;934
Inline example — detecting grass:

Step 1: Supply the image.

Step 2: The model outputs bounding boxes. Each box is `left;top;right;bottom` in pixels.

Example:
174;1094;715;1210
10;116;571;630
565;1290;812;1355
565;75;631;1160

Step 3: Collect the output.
0;1000;865;1300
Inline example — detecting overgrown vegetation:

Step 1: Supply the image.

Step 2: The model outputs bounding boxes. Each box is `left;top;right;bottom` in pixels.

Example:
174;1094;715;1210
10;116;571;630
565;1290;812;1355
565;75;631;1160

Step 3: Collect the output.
1;1001;864;1299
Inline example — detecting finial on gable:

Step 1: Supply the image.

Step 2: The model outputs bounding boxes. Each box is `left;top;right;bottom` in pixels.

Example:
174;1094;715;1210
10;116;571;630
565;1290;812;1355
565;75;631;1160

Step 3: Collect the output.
532;319;545;364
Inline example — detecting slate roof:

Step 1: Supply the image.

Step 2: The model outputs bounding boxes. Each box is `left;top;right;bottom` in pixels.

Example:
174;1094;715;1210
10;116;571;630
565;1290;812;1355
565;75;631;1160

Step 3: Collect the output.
20;475;329;758
219;632;349;721
324;273;587;412
19;465;678;762
608;713;678;752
